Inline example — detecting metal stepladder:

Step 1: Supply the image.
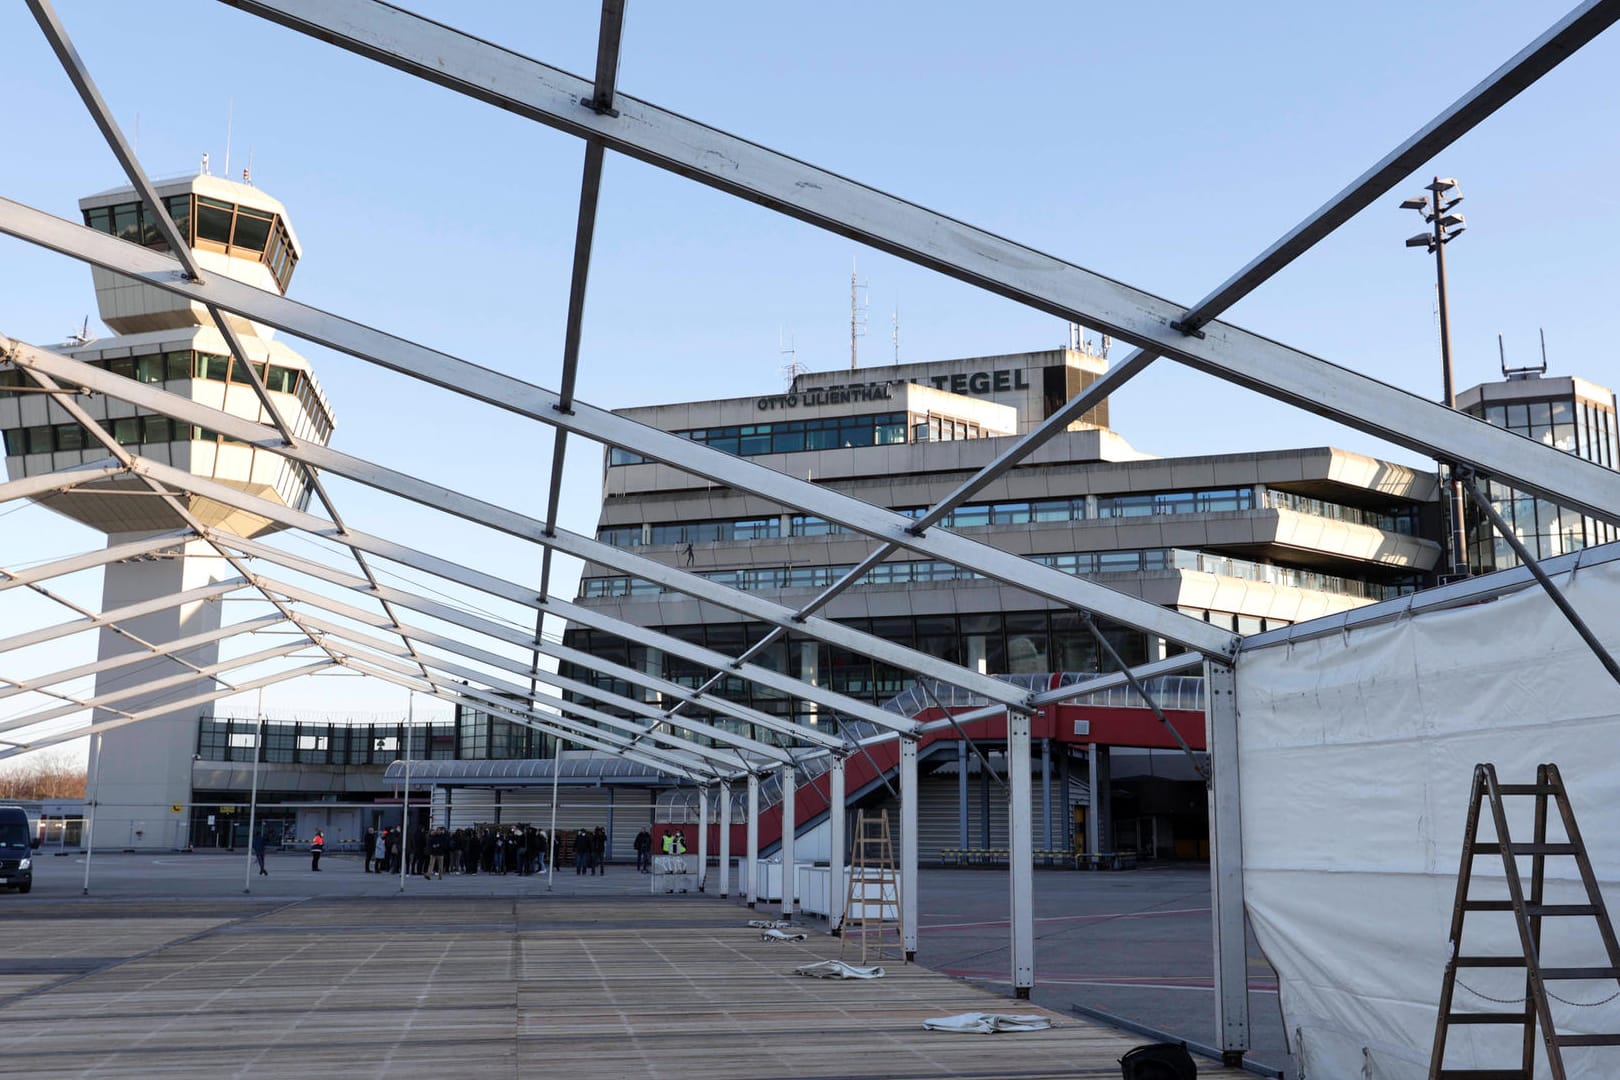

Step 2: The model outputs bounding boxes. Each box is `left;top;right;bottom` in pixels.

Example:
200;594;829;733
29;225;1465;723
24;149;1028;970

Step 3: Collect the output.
1429;763;1620;1080
840;809;905;964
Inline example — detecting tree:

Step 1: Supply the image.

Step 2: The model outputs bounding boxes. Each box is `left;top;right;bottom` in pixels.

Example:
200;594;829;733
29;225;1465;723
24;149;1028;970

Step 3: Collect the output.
0;749;87;800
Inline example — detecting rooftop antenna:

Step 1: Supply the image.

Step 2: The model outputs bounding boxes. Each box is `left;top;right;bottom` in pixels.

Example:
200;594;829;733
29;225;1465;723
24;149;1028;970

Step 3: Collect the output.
1499;329;1550;380
892;306;900;365
201;151;210;176
244;144;253;186
850;256;869;370
1068;322;1082;351
780;328;807;389
223;98;233;178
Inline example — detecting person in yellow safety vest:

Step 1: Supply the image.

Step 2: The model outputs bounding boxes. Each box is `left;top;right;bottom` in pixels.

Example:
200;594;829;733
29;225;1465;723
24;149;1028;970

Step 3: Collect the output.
659;830;687;856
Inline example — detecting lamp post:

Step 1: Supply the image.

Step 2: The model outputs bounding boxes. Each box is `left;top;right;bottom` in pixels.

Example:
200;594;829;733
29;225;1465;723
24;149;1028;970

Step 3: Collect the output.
1402;176;1468;580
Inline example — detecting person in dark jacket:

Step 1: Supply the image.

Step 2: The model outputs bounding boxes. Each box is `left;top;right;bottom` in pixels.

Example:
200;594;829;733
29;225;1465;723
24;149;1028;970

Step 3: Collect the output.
362;827;377;873
592;825;608;875
634;827;652;873
574;827;591;875
252;830;269;876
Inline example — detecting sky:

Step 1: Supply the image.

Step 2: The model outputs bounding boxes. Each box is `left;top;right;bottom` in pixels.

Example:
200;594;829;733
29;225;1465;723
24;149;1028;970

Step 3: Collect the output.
1;1;1617;758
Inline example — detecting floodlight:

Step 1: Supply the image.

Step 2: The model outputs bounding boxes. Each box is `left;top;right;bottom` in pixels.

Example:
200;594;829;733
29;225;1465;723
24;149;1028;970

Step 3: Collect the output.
1442;224;1465;240
1439;213;1465;228
1426;177;1459;192
1405;233;1432;248
1400;196;1428;211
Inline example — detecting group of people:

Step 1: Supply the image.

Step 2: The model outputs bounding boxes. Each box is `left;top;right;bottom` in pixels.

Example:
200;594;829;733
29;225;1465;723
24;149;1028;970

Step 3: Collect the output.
572;825;611;874
361;824;552;877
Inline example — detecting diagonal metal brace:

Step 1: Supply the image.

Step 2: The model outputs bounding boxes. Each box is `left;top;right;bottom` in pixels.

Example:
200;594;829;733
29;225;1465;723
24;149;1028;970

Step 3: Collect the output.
1081;612;1209;782
1457;468;1620;689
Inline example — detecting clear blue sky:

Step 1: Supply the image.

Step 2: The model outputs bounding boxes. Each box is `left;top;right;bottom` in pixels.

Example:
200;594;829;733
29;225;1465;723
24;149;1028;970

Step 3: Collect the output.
1;2;1617;749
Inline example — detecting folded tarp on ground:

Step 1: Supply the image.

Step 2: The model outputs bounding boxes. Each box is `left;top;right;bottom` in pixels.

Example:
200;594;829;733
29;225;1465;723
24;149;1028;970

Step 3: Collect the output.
795;960;885;979
922;1012;1052;1033
760;928;808;942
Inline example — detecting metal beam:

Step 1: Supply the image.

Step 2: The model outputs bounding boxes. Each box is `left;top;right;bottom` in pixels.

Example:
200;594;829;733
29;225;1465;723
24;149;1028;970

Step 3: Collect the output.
207;0;1620;526
0;613;287;704
205;527;840;753
0;530;193;596
4;337;1030;717
0;660;328;759
0;579;247;656
0;459;127;507
0;218;1235;659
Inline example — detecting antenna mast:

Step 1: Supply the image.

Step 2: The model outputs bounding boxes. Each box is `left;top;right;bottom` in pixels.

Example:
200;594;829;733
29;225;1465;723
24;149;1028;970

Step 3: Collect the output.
892;306;900;365
780;329;807;389
850;257;869;370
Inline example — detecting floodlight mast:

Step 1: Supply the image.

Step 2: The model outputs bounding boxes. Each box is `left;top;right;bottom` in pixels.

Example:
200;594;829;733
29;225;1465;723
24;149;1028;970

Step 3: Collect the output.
1403;176;1469;580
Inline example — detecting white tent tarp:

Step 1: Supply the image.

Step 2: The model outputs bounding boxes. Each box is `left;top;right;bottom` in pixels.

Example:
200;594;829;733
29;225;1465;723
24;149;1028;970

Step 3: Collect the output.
1237;556;1620;1080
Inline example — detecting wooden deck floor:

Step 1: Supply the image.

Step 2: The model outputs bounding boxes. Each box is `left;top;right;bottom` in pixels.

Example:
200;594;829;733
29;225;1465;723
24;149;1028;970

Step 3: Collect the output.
0;894;1251;1079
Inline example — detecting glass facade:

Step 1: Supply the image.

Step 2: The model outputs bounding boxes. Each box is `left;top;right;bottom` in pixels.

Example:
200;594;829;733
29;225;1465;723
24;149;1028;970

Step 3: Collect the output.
196;704;549;765
84;193;298;292
580;546;1415;602
1463;389;1620;572
609;411;918;465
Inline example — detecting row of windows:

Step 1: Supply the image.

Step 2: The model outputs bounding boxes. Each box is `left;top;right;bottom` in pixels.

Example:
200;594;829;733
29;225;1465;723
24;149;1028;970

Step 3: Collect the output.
1464;478;1618;573
913;415;988;442
84;193;299;292
593;486;1418;550
2;417;235;457
608;411;913;465
578;546;1410;602
196;713;551;765
0;349;332;444
1478;398;1580;455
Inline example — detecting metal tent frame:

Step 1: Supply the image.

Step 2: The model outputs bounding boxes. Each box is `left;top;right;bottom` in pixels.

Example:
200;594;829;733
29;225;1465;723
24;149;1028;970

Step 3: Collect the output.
0;0;1617;1065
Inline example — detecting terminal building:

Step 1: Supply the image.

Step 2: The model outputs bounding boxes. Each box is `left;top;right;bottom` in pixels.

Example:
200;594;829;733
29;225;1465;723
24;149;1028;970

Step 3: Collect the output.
561;345;1448;859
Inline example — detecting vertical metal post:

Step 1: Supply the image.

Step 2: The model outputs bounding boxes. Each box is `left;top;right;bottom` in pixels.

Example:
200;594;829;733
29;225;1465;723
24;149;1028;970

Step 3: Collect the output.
81;731;101;895
1205;659;1250;1067
980;756;991;846
697;783;710;892
400;697;412;892
718;781;732;898
1087;748;1112;856
1041;737;1052;851
829;756;846;932
958;740;969;848
780;763;796;918
243;704;263;894
546;741;561;892
900;737;919;961
1008;711;1034;997
746;772;759;908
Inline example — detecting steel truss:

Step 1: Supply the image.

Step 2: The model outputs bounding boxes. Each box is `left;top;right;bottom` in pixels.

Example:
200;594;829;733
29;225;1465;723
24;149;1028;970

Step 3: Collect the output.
0;1;1614;1063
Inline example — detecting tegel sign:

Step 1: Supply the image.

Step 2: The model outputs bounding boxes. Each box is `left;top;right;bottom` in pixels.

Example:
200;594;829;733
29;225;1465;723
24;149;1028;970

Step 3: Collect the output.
923;369;1029;395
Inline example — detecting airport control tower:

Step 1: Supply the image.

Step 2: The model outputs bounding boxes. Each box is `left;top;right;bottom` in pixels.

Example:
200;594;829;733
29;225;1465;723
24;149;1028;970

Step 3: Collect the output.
0;171;334;849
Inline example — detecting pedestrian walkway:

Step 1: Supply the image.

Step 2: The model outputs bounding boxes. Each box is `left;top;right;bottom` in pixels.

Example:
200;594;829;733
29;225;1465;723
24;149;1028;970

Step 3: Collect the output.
0;863;1252;1078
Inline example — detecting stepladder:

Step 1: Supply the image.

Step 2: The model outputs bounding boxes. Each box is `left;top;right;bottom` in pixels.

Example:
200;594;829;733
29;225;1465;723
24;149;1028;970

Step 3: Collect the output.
1429;763;1620;1080
840;809;905;965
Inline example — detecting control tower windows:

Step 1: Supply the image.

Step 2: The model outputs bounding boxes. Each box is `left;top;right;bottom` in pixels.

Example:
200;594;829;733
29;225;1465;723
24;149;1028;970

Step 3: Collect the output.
83;194;298;292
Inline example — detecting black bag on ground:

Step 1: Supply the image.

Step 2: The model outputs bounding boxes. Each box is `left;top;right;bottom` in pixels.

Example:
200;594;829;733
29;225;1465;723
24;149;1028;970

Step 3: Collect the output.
1119;1041;1197;1079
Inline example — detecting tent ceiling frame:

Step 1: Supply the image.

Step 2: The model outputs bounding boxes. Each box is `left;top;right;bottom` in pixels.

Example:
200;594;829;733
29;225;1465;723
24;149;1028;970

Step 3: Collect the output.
0;211;1235;661
210;527;836;754
1;337;1007;729
209;0;1620;529
26;0;440;696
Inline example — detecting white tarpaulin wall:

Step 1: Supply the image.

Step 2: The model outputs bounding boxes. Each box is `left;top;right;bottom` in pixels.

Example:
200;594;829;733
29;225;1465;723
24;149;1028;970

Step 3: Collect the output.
1237;557;1620;1080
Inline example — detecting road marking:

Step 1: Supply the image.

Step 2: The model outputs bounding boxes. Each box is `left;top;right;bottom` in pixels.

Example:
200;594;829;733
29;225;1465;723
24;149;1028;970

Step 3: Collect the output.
920;905;1210;931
